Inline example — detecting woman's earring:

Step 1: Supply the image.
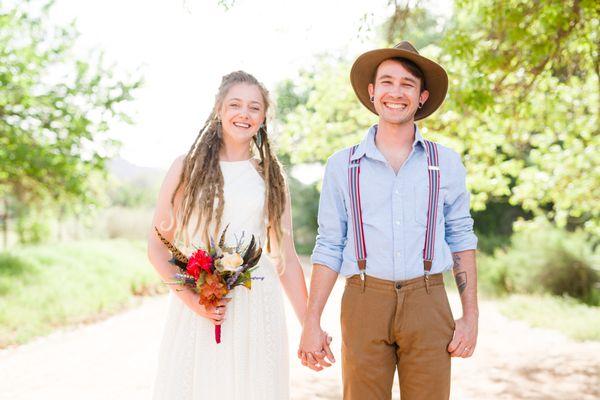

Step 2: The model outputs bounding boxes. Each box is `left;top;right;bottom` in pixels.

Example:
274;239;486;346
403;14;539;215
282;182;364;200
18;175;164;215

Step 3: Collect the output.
256;125;264;148
418;102;423;109
370;96;374;102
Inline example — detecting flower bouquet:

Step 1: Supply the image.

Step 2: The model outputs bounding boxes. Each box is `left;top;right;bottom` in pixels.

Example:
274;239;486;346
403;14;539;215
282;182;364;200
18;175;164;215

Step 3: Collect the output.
154;224;263;343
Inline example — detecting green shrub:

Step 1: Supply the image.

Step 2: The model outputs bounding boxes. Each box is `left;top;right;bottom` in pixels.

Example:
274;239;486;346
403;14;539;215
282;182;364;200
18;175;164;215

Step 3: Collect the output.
480;221;600;305
477;253;511;297
0;239;163;347
289;177;319;255
475;232;512;256
15;212;52;245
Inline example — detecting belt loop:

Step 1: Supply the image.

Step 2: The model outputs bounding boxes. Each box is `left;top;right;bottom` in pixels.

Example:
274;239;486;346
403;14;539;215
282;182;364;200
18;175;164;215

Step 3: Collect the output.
360;271;366;293
424;272;430;294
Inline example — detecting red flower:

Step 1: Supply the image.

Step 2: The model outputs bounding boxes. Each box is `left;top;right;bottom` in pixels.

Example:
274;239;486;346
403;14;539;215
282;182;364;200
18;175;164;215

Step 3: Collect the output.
187;249;213;279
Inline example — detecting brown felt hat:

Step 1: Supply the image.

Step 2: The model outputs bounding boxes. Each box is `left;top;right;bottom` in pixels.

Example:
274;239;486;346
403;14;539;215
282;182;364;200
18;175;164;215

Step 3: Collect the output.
350;41;448;121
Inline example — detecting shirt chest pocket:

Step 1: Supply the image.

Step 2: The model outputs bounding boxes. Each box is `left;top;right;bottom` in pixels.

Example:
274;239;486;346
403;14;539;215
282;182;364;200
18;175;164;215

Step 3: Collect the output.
413;183;445;226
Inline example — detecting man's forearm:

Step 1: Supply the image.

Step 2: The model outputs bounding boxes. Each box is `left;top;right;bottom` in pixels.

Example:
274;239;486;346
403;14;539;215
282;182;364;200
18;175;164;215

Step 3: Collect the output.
451;249;478;319
304;263;339;324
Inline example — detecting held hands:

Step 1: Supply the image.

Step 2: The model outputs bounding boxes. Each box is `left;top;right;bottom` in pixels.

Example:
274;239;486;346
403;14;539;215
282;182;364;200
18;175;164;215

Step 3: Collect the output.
447;315;478;358
298;321;335;371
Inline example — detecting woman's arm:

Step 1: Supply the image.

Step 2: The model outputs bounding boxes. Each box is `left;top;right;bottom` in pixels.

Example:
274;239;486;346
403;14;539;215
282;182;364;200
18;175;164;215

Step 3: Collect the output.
147;155;226;324
270;184;308;325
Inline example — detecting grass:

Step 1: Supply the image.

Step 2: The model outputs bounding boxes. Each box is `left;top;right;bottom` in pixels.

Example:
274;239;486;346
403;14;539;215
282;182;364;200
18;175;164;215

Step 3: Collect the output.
444;262;599;342
0;239;164;348
2;238;597;347
496;294;600;342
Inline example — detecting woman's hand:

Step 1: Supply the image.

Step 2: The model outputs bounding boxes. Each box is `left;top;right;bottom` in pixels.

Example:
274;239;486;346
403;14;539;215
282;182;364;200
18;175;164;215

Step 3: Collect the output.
202;298;232;325
183;293;231;325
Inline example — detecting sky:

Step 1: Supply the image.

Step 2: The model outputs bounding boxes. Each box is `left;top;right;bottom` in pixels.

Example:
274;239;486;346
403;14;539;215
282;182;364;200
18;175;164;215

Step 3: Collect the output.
51;0;452;172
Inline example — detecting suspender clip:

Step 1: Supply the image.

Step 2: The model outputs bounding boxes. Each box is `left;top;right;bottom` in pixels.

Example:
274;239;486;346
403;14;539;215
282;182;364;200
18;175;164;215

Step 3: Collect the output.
424;271;431;294
360;271;366;293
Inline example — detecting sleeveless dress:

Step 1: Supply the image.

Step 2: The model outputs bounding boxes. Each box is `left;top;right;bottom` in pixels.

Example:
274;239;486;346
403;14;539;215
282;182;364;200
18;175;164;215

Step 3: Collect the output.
152;160;289;399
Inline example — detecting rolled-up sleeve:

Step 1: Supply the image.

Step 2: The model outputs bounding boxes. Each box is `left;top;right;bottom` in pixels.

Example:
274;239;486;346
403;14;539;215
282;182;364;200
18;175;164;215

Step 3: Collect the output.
311;157;347;273
444;154;478;252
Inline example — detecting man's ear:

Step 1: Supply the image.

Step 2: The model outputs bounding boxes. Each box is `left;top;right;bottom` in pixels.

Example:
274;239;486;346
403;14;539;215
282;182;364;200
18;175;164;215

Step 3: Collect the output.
368;83;374;101
419;89;430;105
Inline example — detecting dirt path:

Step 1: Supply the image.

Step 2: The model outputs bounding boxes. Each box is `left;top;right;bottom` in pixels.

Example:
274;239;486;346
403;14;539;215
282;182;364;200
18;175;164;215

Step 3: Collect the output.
1;277;598;399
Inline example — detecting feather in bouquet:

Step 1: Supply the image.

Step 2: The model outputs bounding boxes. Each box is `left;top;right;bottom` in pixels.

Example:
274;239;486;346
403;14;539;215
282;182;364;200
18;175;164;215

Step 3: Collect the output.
154;224;263;343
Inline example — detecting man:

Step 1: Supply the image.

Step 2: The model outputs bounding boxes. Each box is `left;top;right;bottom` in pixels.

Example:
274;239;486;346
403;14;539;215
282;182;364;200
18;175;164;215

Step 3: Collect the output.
298;41;479;400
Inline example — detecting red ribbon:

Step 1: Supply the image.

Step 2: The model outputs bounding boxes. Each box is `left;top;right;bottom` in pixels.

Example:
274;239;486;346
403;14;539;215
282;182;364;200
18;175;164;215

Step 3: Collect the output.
215;325;221;344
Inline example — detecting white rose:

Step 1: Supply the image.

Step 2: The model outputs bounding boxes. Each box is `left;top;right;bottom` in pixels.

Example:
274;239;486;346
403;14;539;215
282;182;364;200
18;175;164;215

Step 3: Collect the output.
221;252;243;272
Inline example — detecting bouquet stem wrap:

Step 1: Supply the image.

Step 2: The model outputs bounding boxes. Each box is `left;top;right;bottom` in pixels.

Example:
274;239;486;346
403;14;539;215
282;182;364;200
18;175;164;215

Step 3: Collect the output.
215;325;221;344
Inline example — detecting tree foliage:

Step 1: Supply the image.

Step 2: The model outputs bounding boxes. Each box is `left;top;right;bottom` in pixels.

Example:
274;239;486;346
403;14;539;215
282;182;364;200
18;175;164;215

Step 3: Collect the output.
431;0;599;234
0;0;142;207
275;0;599;236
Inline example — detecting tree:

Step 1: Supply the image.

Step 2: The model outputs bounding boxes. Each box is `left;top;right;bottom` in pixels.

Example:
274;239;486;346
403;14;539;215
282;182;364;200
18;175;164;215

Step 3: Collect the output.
275;0;599;237
275;55;375;165
430;0;599;235
0;0;142;245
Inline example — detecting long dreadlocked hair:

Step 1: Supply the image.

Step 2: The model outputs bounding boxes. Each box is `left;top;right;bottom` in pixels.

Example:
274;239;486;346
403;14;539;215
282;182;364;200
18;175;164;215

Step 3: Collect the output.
170;71;287;254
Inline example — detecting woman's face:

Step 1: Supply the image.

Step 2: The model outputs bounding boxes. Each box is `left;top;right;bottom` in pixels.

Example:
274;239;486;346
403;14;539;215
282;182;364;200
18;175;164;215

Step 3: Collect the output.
218;83;266;145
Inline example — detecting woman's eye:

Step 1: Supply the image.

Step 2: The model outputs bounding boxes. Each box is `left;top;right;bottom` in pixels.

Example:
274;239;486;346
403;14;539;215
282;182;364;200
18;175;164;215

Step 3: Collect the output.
229;103;240;108
251;107;260;111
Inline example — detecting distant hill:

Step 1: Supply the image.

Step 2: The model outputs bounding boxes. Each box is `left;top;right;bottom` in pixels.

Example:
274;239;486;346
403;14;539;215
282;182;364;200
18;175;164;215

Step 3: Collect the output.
107;157;165;183
106;158;165;207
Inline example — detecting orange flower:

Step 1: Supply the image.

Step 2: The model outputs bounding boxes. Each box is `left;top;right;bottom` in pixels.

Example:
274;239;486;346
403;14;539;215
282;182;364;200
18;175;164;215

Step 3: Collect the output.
198;273;228;308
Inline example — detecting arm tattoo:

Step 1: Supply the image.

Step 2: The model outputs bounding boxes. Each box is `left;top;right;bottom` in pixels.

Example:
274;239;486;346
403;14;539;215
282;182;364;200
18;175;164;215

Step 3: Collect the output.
453;254;467;295
455;271;467;295
452;253;461;269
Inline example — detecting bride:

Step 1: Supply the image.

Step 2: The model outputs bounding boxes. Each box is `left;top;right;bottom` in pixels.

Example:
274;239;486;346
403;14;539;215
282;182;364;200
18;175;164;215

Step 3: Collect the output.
147;71;322;399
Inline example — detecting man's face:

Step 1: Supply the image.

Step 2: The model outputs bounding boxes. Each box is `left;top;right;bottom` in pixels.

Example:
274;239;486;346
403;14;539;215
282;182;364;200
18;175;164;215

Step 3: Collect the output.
368;59;429;125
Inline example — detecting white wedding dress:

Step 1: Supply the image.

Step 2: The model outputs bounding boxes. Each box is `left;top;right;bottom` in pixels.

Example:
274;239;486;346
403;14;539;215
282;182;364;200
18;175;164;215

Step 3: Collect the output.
152;160;289;399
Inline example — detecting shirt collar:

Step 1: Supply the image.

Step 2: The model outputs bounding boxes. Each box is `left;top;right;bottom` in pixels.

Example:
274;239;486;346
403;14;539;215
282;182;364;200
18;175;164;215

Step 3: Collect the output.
350;124;425;162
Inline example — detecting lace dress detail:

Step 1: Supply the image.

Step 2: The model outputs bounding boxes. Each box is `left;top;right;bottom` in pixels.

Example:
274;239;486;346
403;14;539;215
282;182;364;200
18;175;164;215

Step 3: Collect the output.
152;160;289;400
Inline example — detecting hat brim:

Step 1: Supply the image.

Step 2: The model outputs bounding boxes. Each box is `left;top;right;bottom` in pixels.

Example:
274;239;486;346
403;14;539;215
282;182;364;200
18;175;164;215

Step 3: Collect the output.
350;48;448;121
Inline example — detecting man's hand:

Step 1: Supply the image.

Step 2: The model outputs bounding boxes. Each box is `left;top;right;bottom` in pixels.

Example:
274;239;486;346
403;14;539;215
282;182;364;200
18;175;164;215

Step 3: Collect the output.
447;315;478;358
298;320;335;371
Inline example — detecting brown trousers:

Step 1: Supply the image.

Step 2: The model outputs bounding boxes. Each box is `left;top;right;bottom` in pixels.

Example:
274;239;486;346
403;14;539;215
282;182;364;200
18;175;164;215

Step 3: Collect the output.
341;273;455;400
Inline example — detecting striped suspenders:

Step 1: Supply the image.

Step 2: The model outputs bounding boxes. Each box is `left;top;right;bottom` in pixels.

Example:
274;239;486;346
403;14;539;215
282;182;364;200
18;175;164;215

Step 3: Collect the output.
347;140;440;282
422;140;441;273
348;145;367;280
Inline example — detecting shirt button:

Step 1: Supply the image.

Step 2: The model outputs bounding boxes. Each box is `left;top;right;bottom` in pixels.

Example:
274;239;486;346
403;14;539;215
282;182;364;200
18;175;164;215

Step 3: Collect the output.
395;190;400;194
396;252;401;257
395;220;400;225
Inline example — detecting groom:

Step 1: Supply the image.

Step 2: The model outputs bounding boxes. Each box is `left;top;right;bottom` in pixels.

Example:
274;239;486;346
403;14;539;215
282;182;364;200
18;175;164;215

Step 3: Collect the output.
299;41;479;399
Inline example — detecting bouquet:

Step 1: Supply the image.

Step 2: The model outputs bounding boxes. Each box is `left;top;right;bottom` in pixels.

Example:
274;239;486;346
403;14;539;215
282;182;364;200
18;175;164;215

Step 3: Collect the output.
155;224;263;343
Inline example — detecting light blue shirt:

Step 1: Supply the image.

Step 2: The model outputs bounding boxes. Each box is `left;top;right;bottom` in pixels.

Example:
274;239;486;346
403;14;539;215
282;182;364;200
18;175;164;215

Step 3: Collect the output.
311;124;478;281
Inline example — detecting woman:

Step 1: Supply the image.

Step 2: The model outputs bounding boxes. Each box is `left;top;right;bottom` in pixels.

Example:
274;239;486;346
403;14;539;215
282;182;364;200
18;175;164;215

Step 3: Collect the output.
148;71;309;399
